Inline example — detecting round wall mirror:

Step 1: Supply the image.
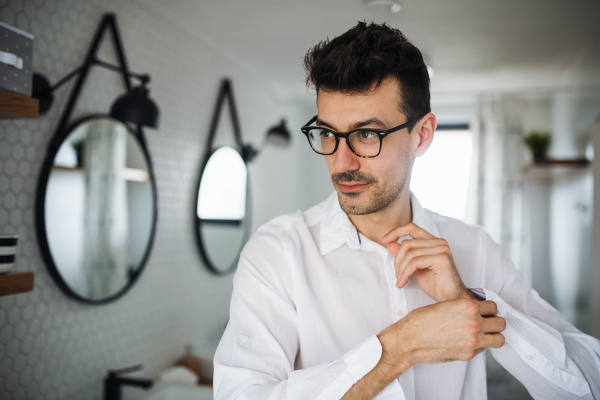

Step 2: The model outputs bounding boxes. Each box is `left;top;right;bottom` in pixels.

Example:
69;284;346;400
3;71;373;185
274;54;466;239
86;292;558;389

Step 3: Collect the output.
195;146;250;274
36;116;157;303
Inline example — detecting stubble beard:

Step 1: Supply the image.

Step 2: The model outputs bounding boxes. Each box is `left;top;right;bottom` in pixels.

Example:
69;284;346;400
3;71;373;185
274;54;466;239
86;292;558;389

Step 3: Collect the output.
332;167;409;216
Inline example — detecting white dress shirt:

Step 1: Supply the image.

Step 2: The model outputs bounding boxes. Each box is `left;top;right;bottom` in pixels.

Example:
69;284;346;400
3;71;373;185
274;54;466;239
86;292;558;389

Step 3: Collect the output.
213;191;600;400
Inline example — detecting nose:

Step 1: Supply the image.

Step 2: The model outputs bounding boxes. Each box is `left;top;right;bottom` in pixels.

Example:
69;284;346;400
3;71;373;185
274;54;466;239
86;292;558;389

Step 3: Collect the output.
332;138;360;173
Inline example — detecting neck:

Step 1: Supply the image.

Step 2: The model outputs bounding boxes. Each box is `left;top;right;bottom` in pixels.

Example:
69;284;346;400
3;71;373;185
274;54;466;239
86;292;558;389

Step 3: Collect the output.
347;190;412;247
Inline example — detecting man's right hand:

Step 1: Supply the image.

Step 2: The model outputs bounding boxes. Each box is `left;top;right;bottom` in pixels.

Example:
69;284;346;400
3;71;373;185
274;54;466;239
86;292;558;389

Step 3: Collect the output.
376;299;506;375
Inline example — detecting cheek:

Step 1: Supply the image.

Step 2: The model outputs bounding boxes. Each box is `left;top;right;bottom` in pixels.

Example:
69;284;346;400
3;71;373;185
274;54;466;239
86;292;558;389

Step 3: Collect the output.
376;141;411;175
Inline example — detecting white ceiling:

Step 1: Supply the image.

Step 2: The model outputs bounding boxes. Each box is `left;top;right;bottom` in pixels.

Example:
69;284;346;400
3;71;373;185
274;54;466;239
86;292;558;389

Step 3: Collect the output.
146;0;600;105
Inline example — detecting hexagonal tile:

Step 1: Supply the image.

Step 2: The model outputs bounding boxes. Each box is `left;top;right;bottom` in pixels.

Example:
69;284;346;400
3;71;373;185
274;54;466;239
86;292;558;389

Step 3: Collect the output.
1;6;15;25
7;307;20;324
16;13;28;31
0;325;14;343
13;354;26;373
9;0;23;13
21;304;33;321
26;381;39;399
12;386;25;400
10;209;22;224
24;2;35;18
14;321;27;339
20;334;33;354
20;366;32;386
5;372;19;393
6;339;19;359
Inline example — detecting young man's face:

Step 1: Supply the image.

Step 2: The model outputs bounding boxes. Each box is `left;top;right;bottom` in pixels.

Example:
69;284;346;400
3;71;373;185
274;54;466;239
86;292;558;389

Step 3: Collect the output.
316;78;430;215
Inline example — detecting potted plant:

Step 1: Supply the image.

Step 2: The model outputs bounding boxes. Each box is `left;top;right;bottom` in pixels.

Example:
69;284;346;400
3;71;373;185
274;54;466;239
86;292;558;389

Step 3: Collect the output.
523;130;552;161
71;138;85;168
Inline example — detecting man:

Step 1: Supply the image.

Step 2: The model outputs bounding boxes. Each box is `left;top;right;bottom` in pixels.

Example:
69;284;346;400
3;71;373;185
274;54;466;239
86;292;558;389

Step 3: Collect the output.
214;22;600;400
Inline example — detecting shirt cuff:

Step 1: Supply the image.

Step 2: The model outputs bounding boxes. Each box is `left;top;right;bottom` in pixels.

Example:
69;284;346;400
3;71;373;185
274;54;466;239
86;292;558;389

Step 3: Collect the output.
468;287;486;300
484;289;590;397
342;334;383;381
318;335;382;400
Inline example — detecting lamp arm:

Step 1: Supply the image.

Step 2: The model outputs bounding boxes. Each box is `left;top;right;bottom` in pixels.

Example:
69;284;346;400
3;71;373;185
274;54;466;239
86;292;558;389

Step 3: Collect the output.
47;65;86;92
44;58;150;95
93;58;150;85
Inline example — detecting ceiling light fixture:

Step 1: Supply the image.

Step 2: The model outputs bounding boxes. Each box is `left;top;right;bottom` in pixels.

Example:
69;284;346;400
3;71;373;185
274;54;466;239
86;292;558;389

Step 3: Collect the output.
427;66;435;78
363;0;402;14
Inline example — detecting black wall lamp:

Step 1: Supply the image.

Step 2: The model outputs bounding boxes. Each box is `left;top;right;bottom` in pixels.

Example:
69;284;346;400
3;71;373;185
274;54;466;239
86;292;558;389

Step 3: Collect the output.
32;13;160;129
242;118;292;162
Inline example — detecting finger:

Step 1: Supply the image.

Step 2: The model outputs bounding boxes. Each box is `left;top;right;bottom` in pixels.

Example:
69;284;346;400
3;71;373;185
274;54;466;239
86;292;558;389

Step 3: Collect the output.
386;242;401;257
477;300;499;317
390;238;448;258
480;316;506;333
478;333;505;349
382;222;436;243
396;253;448;288
395;245;449;281
387;238;441;257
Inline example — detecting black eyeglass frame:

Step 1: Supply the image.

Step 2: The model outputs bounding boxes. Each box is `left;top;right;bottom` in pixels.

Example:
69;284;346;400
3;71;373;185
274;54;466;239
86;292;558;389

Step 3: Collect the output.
301;115;423;158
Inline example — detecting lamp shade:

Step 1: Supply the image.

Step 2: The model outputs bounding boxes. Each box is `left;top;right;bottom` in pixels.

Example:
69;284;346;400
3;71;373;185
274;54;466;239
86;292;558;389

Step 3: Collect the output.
110;86;160;128
266;119;291;147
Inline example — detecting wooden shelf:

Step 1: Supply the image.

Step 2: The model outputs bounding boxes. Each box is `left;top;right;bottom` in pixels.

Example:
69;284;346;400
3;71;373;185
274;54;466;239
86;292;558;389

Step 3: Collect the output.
531;157;590;167
0;272;34;296
523;158;591;182
0;88;39;119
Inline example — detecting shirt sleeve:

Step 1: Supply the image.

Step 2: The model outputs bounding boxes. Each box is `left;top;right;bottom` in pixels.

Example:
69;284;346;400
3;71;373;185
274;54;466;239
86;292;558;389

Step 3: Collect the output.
480;231;600;399
213;229;383;400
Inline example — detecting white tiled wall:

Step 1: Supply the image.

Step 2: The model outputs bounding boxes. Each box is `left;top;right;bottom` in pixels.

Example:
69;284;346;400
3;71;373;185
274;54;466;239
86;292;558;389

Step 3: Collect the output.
0;0;315;399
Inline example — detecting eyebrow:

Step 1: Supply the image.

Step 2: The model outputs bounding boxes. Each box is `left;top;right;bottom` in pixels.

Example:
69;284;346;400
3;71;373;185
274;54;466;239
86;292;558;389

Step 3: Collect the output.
315;117;389;131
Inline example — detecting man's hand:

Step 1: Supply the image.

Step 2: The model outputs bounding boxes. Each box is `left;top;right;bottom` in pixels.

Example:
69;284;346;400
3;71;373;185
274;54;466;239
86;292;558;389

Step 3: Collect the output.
382;222;469;302
377;299;506;375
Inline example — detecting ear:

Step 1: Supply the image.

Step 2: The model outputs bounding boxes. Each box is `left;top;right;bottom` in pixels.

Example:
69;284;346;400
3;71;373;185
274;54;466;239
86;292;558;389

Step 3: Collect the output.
413;112;437;157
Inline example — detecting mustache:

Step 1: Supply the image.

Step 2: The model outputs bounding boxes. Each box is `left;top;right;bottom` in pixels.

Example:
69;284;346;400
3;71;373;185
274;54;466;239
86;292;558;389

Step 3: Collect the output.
331;171;377;185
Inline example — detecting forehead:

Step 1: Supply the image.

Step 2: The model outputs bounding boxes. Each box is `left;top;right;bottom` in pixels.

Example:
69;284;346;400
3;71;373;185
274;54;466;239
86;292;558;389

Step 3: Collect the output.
316;78;403;129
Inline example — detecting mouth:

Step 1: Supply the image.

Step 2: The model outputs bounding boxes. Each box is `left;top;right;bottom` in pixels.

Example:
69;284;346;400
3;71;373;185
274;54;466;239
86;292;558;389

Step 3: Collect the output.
338;182;371;193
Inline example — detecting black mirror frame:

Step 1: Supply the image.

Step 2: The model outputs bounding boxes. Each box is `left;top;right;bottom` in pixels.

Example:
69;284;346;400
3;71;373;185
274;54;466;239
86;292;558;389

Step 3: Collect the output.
194;79;252;275
34;13;159;304
35;114;158;305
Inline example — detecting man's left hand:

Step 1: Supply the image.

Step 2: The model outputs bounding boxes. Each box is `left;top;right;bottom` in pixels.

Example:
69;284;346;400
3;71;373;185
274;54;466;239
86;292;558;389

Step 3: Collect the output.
382;222;471;303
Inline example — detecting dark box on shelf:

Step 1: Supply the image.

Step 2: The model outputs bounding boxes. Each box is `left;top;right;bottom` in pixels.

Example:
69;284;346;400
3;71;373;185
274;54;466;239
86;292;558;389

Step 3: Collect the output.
0;21;34;96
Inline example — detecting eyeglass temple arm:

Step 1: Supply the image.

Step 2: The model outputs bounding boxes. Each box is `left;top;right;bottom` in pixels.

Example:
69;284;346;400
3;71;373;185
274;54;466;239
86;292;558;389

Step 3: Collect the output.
303;116;318;128
385;116;423;135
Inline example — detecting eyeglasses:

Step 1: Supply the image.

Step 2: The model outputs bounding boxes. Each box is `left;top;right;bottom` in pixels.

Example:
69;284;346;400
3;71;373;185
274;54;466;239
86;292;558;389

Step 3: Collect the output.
301;115;423;158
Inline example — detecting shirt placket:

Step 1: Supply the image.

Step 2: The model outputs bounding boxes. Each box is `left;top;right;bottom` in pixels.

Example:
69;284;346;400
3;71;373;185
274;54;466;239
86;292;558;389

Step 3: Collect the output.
385;252;415;400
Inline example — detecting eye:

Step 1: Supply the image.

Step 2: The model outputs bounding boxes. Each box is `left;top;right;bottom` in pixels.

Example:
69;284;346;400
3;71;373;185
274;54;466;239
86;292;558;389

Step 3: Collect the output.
320;130;335;139
359;131;378;139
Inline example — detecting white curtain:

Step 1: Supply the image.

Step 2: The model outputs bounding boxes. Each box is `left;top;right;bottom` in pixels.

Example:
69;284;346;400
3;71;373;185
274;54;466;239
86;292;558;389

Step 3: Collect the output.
466;95;530;274
82;120;129;299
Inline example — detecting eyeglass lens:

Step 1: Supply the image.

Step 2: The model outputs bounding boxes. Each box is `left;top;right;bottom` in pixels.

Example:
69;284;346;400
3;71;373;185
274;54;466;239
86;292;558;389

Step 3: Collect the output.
306;128;381;157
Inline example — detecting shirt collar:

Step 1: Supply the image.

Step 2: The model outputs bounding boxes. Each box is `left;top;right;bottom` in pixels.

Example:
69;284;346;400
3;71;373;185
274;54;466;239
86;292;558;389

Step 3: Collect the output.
319;191;441;256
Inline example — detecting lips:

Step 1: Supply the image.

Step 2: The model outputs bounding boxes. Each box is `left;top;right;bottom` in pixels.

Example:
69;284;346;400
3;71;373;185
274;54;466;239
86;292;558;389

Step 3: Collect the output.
338;183;370;192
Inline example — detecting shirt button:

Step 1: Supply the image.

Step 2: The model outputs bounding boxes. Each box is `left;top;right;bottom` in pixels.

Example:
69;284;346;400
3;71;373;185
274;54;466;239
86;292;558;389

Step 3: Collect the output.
526;354;533;361
240;335;249;343
397;309;405;318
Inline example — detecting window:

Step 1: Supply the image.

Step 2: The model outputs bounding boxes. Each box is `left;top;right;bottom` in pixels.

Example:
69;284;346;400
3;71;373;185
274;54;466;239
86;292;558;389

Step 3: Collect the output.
410;127;473;221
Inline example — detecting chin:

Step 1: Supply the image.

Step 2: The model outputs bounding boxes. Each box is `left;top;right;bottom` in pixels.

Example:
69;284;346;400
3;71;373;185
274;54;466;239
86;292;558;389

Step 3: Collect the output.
337;191;369;215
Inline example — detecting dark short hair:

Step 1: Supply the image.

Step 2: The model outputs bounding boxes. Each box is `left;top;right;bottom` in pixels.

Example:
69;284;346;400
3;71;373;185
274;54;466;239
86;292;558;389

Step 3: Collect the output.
304;21;430;121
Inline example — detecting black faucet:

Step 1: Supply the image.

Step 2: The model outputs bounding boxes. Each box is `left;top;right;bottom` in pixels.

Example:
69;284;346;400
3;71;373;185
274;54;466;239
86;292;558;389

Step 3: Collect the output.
103;365;154;400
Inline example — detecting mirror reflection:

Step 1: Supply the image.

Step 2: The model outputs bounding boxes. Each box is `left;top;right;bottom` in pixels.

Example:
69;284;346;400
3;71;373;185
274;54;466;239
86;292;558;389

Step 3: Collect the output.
44;117;155;301
197;146;249;273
